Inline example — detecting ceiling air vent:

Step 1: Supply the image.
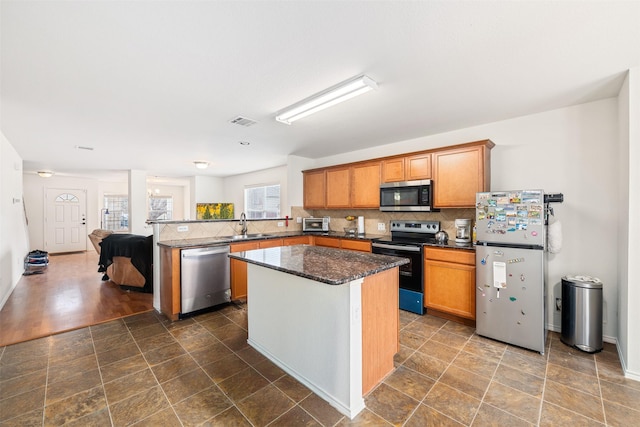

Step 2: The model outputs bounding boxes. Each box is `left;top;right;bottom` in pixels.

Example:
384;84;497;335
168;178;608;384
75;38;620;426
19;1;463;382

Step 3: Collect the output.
229;116;258;127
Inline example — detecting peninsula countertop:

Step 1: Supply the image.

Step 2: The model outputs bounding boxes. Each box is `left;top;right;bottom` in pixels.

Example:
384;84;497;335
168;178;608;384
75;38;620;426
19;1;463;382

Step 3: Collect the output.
228;245;409;285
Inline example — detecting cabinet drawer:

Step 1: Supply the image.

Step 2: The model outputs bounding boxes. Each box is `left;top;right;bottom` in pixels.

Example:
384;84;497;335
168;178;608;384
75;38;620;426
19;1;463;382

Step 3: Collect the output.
283;236;311;245
424;247;474;265
230;241;260;252
340;239;371;252
313;236;341;248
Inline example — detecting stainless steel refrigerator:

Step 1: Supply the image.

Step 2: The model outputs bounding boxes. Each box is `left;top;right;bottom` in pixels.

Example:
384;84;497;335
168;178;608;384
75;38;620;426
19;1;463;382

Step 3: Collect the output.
475;190;547;354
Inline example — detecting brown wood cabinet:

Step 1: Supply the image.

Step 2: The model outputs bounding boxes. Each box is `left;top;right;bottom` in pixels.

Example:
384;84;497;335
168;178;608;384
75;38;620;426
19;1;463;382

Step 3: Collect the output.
325;167;351;208
382;153;432;183
303;169;326;209
283;235;311;245
424;247;476;320
229;241;259;300
313;236;341;248
340;238;371;252
313;236;371;252
351;161;381;208
160;246;181;321
433;140;494;208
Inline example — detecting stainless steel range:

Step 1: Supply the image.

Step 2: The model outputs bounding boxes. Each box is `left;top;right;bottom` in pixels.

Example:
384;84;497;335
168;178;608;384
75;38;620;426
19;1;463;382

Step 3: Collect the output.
372;220;441;314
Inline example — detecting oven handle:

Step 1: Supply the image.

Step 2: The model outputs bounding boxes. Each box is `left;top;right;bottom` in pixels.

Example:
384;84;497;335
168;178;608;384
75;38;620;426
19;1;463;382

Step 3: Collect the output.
372;243;421;252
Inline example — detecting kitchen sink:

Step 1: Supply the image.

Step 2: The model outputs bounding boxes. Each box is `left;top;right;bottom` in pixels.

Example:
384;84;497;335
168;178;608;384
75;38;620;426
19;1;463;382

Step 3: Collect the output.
223;233;274;240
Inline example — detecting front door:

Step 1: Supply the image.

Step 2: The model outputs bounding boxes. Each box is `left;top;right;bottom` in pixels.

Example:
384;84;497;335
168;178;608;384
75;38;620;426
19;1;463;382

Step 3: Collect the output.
44;188;87;253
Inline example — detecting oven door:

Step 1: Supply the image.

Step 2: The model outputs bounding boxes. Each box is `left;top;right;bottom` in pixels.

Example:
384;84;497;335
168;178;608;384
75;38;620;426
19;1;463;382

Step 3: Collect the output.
372;241;424;314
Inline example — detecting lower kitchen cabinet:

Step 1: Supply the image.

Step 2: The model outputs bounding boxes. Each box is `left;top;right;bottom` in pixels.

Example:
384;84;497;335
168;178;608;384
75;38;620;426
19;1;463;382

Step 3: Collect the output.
230;241;259;300
160;246;181;321
340;238;371;252
283;235;311;245
313;236;341;248
424;247;476;320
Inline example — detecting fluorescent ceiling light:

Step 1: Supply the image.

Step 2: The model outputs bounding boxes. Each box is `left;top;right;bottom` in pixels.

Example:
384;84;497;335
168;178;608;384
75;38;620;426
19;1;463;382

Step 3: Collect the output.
37;171;54;178
193;161;209;169
276;74;378;125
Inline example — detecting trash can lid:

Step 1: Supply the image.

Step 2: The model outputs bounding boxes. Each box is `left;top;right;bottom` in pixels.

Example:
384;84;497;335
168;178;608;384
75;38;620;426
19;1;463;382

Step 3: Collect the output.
562;275;603;289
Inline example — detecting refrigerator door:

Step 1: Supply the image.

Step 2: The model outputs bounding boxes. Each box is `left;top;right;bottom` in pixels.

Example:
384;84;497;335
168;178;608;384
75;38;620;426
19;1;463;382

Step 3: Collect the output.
476;190;545;248
476;245;546;354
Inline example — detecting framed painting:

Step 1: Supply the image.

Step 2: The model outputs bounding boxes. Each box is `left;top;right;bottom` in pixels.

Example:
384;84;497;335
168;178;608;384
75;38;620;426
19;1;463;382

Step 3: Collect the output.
196;203;234;219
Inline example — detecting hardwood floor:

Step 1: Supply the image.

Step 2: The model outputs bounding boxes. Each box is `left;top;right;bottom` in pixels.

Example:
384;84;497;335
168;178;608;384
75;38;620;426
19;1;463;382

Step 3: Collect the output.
0;251;154;347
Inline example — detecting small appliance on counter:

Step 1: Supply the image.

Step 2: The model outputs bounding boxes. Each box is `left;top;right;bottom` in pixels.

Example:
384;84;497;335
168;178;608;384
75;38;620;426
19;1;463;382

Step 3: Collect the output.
302;217;330;232
455;218;471;244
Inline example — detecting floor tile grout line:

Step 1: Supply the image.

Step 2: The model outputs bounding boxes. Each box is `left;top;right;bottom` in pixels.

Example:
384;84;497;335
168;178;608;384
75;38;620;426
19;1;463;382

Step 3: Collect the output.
122;314;187;427
88;324;116;427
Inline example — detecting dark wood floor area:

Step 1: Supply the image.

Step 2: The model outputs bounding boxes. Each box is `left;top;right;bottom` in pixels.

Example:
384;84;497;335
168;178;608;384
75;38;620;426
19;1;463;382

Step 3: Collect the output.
0;251;154;347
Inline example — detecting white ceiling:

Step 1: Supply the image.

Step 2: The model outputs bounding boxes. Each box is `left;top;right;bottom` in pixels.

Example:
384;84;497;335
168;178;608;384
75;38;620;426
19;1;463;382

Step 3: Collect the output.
2;1;639;181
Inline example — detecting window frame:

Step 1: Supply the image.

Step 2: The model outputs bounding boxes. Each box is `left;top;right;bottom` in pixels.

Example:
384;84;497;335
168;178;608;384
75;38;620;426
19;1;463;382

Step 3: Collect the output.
243;183;281;219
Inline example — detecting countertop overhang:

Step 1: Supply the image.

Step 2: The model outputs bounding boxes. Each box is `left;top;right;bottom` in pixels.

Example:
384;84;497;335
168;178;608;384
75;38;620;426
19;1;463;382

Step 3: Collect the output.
228;245;409;285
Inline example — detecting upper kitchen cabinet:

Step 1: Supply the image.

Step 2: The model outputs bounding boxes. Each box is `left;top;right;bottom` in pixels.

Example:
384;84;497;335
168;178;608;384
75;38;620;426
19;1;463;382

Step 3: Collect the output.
382;153;432;183
303;169;326;209
326;166;351;208
351;161;381;208
433;140;494;208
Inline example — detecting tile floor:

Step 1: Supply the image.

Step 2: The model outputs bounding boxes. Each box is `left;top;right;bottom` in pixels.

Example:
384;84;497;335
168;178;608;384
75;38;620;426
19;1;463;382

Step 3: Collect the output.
1;303;639;426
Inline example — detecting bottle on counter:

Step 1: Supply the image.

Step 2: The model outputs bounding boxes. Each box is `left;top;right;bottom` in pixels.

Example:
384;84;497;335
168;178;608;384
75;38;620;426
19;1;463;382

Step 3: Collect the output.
472;225;477;243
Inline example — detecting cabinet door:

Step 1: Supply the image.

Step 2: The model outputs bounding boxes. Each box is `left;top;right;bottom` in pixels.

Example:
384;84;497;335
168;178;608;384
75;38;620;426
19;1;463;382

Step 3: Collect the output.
283;236;311;245
230;242;259;300
313;236;341;248
303;170;326;209
433;144;489;208
406;153;432;180
381;158;405;183
351;162;381;208
325;167;351;208
160;247;181;320
340;239;371;252
424;259;476;319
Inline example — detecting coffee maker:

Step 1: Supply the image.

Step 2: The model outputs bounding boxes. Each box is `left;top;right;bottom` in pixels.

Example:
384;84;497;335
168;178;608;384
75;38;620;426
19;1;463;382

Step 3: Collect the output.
455;219;471;244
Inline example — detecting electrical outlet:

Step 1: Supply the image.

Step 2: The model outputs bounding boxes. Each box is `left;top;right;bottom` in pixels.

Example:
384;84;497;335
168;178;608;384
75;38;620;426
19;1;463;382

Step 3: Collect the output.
177;225;189;232
296;217;302;223
277;221;284;227
377;222;386;231
555;298;561;311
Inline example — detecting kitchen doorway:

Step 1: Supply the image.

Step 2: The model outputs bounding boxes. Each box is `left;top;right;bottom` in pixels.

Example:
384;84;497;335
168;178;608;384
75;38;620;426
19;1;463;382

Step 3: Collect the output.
44;187;88;253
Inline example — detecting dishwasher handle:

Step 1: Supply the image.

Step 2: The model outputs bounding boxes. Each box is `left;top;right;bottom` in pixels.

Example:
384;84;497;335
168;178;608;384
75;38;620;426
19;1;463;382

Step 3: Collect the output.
182;246;230;258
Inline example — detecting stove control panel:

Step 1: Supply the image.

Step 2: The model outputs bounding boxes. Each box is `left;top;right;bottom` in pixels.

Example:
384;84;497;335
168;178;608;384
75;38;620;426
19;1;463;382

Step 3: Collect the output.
389;220;440;234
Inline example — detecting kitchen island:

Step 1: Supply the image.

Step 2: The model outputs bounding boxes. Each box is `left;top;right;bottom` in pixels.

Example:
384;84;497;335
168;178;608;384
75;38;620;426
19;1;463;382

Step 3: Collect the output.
228;245;409;419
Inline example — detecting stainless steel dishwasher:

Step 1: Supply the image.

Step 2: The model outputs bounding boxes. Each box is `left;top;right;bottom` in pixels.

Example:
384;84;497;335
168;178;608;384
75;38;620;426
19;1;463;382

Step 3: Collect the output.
180;245;231;316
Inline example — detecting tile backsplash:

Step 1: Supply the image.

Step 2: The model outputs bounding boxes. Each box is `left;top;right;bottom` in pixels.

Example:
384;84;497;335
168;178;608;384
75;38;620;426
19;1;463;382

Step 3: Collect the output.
157;206;474;241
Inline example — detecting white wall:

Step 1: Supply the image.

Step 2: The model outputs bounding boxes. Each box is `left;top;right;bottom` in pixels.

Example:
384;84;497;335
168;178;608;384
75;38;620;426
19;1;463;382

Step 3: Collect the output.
287;155;317;208
618;67;640;378
0;132;30;310
310;98;620;339
147;184;187;221
189;175;225;219
222;165;288;218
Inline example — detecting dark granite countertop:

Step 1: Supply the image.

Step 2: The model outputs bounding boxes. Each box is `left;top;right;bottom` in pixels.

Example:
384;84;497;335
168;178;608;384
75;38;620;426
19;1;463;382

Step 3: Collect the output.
157;231;386;249
228;245;410;285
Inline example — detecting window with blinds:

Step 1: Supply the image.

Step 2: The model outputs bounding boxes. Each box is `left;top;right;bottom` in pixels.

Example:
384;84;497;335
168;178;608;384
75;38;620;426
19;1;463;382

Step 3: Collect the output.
244;184;280;219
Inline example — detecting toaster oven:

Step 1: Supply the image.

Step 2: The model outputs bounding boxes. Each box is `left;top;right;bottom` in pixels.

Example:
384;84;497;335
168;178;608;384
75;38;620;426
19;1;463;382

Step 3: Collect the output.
302;217;329;232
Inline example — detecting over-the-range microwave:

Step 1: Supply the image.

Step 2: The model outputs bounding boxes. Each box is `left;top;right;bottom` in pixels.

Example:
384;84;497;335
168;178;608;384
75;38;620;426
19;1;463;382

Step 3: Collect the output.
379;179;433;212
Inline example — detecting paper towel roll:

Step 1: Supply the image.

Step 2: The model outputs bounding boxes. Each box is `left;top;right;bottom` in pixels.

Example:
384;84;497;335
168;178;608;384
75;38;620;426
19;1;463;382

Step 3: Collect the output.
357;216;365;234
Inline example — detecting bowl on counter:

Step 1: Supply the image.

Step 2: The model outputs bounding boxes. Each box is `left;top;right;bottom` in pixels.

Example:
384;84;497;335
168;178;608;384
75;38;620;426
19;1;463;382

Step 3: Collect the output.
344;227;358;235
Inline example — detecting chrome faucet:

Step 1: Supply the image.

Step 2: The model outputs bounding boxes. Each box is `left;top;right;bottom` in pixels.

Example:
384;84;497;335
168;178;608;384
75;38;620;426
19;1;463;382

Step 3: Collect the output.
239;212;247;236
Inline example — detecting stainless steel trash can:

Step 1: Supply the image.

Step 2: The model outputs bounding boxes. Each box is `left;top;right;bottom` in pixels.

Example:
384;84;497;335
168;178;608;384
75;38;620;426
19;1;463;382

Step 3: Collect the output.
560;276;603;353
